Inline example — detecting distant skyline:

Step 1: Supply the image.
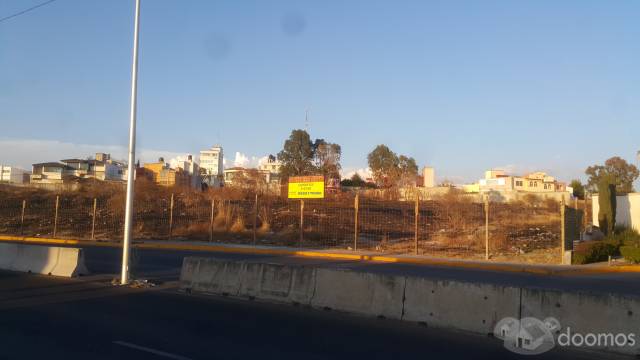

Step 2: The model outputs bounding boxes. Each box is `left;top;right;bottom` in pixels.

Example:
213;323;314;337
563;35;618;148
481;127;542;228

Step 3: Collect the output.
1;0;639;185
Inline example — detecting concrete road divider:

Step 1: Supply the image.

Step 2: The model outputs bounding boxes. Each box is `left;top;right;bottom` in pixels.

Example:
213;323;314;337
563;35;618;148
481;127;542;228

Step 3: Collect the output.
311;268;405;319
181;258;405;318
181;258;317;304
0;243;88;277
180;257;244;296
520;288;640;355
180;257;640;356
402;278;520;334
240;263;317;304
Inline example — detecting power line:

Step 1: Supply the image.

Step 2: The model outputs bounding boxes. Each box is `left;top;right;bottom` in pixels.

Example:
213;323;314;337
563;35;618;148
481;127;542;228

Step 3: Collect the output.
0;0;59;24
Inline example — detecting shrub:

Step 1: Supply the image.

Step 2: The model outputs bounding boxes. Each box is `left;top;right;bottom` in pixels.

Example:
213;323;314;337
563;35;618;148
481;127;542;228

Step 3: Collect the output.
610;227;640;246
620;245;640;264
572;241;620;265
572;253;588;265
229;217;246;233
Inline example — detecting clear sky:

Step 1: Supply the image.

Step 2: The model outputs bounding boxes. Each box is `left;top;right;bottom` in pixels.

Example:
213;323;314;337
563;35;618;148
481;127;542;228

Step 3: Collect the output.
1;0;639;184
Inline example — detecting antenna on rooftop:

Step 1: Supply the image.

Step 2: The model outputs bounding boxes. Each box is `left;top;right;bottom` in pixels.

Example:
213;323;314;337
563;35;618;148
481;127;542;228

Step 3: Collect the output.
305;108;310;133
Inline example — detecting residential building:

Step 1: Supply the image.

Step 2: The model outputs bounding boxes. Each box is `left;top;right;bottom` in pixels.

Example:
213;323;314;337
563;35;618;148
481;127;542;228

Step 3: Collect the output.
171;155;201;189
95;153;127;181
30;153;126;184
142;159;193;187
30;162;74;184
257;155;282;185
0;165;30;184
468;169;571;201
200;145;224;187
59;154;126;182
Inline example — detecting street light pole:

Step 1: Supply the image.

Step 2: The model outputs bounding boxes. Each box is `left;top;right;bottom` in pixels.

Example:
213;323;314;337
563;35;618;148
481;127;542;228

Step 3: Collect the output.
121;0;141;285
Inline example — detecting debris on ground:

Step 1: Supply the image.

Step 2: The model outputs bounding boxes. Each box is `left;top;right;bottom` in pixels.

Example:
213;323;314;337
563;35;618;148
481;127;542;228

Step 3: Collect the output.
110;278;158;288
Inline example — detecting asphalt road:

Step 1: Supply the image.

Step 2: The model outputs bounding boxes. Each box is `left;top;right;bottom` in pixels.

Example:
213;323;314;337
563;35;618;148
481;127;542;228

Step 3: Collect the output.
79;245;640;295
0;270;624;360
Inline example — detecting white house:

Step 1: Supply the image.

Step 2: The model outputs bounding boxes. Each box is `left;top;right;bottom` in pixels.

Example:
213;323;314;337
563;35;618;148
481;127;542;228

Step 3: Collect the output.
257;154;282;185
31;153;127;184
171;154;201;189
200;145;224;187
0;165;30;184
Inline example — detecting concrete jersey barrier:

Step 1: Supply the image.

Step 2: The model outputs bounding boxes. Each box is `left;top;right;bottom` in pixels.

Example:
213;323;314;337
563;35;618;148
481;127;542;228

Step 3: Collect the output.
0;243;89;277
180;257;316;304
180;257;640;356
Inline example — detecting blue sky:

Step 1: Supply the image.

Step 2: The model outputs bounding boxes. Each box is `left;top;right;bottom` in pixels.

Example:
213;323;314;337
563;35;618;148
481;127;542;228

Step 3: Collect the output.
1;0;639;184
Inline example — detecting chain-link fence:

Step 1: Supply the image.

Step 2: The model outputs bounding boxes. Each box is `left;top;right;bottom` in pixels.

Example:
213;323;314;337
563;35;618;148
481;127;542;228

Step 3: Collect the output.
0;189;585;264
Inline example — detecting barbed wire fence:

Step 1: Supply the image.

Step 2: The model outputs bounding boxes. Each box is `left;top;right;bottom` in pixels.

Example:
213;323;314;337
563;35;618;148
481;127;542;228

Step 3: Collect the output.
0;190;582;264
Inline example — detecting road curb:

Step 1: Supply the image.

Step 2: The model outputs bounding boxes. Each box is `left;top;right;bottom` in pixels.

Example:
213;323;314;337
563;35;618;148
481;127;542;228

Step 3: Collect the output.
1;235;639;276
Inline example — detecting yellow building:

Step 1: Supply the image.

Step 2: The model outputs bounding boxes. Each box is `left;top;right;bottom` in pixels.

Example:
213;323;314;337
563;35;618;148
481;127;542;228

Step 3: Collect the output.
142;161;191;187
462;183;480;193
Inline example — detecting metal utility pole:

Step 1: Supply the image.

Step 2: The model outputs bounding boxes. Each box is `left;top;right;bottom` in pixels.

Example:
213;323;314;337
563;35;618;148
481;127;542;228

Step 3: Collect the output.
121;0;141;285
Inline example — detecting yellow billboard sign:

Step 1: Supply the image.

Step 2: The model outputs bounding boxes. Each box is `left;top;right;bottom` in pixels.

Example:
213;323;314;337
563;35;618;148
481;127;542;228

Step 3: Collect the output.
288;175;325;199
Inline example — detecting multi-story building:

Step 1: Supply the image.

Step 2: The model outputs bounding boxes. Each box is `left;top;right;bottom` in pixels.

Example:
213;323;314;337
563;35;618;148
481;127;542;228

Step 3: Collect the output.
171;155;201;189
59;153;126;182
0;165;30;184
199;145;224;187
30;162;74;184
257;155;282;185
142;159;193;187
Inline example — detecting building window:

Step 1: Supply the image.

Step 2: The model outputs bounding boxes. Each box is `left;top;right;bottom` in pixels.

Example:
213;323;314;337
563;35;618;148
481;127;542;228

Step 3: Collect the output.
516;181;523;187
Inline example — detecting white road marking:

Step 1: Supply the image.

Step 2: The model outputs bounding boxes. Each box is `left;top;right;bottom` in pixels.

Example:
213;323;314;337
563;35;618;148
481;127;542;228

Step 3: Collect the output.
113;341;193;360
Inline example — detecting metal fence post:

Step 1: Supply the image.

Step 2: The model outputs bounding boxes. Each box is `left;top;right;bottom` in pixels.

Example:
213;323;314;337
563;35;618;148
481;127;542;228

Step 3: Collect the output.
168;193;174;240
209;199;215;242
299;199;304;247
53;195;60;238
353;194;359;251
560;197;566;265
414;194;419;255
20;199;26;236
253;193;258;245
91;198;97;240
223;200;228;229
484;195;489;260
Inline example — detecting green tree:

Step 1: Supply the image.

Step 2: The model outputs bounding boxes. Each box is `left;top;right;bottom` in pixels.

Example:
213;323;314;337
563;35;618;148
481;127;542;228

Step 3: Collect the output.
570;179;585;199
277;130;342;182
313;139;342;181
277;129;315;180
586;156;639;194
398;155;419;186
597;175;617;236
350;173;366;187
340;173;367;187
367;145;418;187
367;145;400;186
